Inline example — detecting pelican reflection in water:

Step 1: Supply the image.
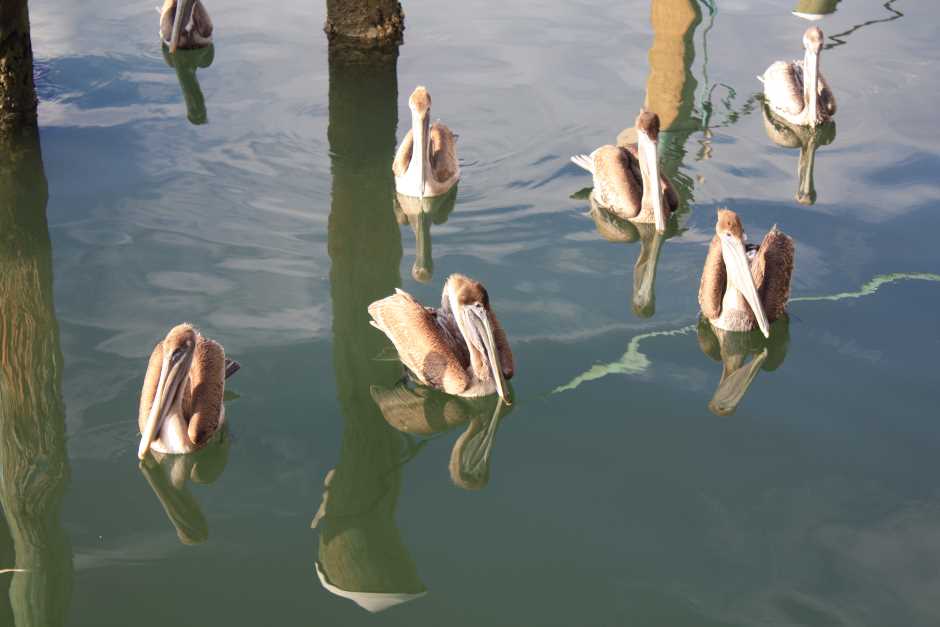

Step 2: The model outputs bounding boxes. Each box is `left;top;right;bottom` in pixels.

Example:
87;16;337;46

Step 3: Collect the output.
571;111;678;233
138;436;230;544
368;274;514;403
698;209;794;339
393;86;459;198
371;383;511;490
394;186;457;283
762;100;836;204
761;26;836;127
138;324;240;459
587;197;675;318
162;44;214;125
697;315;791;416
160;0;213;53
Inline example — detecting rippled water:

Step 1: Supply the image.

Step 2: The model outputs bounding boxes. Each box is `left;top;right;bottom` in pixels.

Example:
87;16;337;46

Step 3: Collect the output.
2;0;939;624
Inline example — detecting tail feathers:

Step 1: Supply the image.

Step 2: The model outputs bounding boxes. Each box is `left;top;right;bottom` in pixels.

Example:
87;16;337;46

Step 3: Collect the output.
570;154;595;174
224;358;241;379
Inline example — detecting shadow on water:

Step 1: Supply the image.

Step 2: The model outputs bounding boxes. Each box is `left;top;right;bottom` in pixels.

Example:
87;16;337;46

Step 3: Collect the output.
0;127;72;626
312;40;427;613
161;44;215;125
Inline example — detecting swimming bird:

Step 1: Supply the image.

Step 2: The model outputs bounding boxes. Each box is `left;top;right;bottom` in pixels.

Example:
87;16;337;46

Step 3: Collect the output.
138;323;239;459
571;111;678;233
393;86;459;198
698;209;795;339
760;26;835;127
160;0;213;53
368;274;513;403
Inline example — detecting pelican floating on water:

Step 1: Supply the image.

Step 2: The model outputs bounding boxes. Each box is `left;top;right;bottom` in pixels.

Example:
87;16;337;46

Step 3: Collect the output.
160;0;213;53
760;26;835;127
368;274;513;403
393;86;459;198
698;209;794;339
571;111;678;233
138;323;239;459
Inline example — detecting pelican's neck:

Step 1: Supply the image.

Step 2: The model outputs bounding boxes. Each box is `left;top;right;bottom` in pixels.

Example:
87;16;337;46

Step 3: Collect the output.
406;109;430;194
803;48;819;123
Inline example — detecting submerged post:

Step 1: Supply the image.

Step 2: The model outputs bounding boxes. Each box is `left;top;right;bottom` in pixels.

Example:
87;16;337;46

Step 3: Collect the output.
324;0;404;47
0;0;38;129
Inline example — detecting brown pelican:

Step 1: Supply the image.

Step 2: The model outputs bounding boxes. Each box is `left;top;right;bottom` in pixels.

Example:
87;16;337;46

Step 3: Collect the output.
697;315;791;416
160;0;213;53
571;111;678;233
760;26;836;127
371;383;510;490
762;100;836;204
392;86;459;199
368;274;513;403
698;209;794;339
138;323;239;459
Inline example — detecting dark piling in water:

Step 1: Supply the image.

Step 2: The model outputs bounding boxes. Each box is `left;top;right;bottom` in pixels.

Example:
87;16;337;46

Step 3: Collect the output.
324;0;404;48
0;1;39;130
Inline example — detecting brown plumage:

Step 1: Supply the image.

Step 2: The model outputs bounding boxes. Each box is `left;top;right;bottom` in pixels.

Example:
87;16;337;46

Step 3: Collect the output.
368;275;513;402
393;86;460;197
697;209;795;337
160;0;213;51
138;324;237;458
571;111;677;230
761;26;835;127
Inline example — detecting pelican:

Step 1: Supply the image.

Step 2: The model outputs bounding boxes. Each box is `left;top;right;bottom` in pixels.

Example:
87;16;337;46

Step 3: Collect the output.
698;209;795;339
160;0;213;53
368;274;513;403
571;111;678;233
392;86;459;198
138;323;239;459
760;26;836;127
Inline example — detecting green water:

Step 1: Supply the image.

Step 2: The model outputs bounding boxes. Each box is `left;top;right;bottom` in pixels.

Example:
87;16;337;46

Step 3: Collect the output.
2;0;939;624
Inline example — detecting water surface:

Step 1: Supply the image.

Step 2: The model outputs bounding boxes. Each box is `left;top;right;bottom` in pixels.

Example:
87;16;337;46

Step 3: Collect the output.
2;0;939;624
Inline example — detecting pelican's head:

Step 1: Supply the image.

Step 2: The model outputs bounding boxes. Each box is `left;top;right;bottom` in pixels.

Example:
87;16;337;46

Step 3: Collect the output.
715;209;770;338
138;324;198;459
635;111;666;232
168;0;197;53
408;86;431;116
442;274;511;404
802;26;824;53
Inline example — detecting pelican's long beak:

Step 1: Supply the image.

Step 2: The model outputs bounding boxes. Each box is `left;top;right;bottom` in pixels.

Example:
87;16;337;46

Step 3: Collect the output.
638;131;666;232
169;0;194;53
803;48;820;125
720;233;771;338
138;347;193;459
467;305;511;405
417;113;430;199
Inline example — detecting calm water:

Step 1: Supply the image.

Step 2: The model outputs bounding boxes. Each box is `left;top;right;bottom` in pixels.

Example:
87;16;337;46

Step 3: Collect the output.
2;0;939;624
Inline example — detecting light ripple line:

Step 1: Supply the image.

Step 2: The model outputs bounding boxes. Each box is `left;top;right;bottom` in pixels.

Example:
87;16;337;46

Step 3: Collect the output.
551;272;940;395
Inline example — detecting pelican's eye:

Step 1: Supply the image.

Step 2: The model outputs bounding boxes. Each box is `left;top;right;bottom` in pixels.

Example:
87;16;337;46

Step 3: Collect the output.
171;347;185;362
